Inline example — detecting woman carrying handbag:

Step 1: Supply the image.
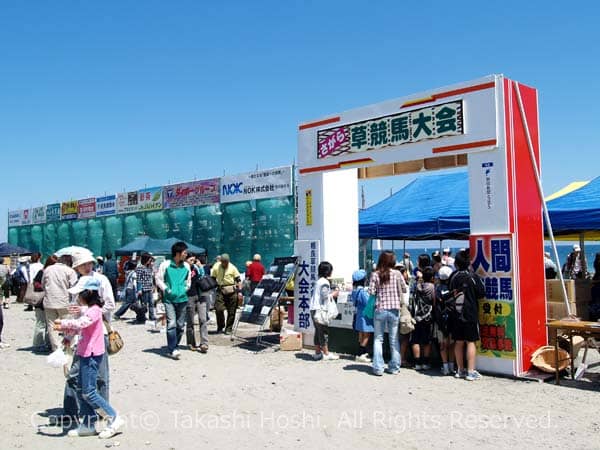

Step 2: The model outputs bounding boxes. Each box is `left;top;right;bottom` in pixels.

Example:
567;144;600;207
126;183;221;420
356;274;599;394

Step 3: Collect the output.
309;261;340;361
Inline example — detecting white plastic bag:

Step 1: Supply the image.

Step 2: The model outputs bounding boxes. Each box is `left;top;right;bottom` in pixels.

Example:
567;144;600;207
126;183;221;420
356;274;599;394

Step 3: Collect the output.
47;348;68;368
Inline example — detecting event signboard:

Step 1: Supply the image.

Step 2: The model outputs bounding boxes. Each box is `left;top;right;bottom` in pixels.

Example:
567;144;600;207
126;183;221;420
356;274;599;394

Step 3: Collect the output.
163;179;220;209
61;201;78;220
137;187;163;211
96;195;116;217
117;191;140;214
46;203;61;222
78;198;96;219
220;166;293;203
293;240;320;333
31;206;46;224
317;101;464;159
8;210;21;227
470;234;517;360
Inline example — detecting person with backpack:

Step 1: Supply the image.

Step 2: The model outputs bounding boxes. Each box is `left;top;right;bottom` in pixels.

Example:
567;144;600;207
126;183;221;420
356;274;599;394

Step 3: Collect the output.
410;266;435;370
185;253;209;353
350;269;373;363
449;250;486;381
434;265;455;375
14;257;30;308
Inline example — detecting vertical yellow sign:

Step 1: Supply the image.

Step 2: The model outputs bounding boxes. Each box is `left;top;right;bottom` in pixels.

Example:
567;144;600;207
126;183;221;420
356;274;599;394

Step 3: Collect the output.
305;190;313;226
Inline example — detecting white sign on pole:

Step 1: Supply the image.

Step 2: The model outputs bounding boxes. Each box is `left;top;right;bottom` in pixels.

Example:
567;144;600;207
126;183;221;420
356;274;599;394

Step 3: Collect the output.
293;239;320;334
220;166;293;204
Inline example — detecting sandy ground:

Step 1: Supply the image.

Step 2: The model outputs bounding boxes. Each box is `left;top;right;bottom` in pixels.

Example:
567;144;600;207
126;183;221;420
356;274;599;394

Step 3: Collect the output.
1;297;599;450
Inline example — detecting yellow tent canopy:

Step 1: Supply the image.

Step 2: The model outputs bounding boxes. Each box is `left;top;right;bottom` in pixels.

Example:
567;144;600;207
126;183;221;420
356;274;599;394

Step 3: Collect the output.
545;180;600;241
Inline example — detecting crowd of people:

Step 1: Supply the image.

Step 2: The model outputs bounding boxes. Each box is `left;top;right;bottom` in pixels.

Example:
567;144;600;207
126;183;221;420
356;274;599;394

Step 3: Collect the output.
310;249;488;380
0;241;266;439
0;241;599;438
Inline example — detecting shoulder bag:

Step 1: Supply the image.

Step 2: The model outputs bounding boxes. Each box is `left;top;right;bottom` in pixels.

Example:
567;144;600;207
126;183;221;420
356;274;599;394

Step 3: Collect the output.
103;319;124;355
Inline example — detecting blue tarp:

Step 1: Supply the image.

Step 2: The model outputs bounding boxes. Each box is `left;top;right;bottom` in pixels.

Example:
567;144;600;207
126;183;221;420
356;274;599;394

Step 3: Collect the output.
547;175;600;235
359;172;470;240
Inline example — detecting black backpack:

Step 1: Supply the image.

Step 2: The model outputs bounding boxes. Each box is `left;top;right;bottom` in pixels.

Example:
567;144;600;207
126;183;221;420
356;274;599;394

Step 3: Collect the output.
412;284;432;323
447;271;484;322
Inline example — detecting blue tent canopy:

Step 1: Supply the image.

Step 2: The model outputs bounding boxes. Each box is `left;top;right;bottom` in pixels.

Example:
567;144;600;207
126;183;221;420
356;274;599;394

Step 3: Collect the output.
547;175;600;237
359;172;470;240
0;242;33;257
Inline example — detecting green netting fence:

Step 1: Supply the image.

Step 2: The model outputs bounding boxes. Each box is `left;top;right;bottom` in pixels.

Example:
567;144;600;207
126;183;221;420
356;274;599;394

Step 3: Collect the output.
8;197;295;271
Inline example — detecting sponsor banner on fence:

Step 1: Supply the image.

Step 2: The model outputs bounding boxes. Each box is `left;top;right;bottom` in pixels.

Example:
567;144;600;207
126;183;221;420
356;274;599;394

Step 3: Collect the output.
137;187;163;211
163;178;220;209
46;203;61;222
21;209;31;226
117;191;140;214
61;201;78;220
31;206;46;224
8;210;21;227
220;166;293;203
78;198;96;219
470;234;516;360
96;195;116;217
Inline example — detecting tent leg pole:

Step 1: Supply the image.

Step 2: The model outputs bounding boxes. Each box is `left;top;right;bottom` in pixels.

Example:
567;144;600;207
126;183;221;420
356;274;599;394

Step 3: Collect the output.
513;81;573;316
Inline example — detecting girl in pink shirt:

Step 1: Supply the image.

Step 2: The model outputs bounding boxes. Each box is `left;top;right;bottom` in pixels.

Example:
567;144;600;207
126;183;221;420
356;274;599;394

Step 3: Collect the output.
54;276;124;439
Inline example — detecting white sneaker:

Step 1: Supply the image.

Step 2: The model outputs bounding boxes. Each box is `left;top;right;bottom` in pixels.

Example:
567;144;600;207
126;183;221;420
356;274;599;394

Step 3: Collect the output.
171;350;181;360
0;342;10;349
441;366;451;376
414;364;423;371
312;353;323;361
322;353;339;361
68;425;97;437
98;415;125;439
422;364;431;370
465;370;483;381
355;353;371;363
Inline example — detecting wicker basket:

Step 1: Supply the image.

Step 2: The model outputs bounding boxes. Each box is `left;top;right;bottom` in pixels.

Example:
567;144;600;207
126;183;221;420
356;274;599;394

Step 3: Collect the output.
530;345;570;373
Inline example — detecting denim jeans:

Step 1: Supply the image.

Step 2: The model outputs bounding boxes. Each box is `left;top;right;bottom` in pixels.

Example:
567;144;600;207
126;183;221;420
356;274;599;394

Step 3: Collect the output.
141;290;156;320
114;288;136;318
186;296;209;347
165;302;187;353
372;308;400;374
79;354;116;428
64;335;110;420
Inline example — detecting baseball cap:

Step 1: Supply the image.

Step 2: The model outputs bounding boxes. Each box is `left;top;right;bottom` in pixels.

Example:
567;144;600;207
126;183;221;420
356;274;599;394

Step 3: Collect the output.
438;266;453;280
68;276;101;295
352;269;366;282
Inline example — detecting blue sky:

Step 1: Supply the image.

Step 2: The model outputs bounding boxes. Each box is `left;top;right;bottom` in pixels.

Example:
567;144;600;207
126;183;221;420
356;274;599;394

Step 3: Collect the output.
1;0;599;240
